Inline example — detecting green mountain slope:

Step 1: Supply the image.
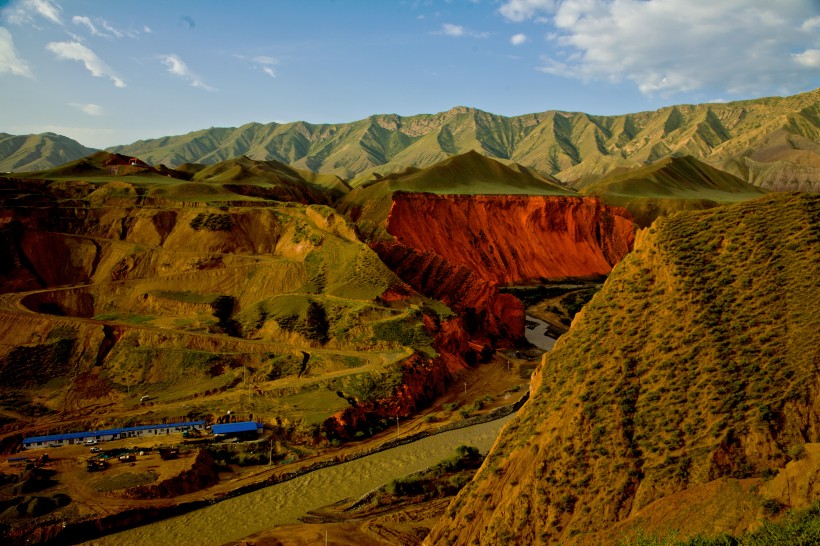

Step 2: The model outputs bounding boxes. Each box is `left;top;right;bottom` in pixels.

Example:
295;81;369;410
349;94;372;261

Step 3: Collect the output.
426;193;820;545
190;156;349;203
14;152;340;206
0;132;98;172
581;155;767;226
101;89;820;190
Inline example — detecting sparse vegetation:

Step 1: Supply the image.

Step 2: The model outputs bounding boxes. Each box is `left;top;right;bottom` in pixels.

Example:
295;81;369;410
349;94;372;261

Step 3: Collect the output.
189;212;233;231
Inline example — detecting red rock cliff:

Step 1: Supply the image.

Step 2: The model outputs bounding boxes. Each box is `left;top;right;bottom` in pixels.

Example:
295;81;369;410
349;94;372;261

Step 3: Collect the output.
372;240;524;344
386;192;635;283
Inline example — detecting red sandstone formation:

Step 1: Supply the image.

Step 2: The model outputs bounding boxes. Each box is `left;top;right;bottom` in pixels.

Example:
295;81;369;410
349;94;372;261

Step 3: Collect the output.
372;240;524;344
386;192;635;283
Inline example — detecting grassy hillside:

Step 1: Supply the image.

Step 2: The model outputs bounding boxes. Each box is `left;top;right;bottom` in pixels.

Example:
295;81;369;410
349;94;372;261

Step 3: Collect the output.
427;193;820;545
14;152;342;206
581;156;766;226
0;133;97;173
0;173;457;442
101;89;820;190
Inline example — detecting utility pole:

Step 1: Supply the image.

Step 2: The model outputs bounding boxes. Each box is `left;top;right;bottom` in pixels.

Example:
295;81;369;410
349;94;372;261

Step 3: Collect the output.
396;416;400;439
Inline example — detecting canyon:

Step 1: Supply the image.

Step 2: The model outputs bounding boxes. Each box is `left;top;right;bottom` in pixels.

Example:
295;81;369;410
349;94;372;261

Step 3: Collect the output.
0;141;816;545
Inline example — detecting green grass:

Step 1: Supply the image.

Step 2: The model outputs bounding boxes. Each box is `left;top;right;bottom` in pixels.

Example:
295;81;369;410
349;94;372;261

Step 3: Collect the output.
581;156;767;226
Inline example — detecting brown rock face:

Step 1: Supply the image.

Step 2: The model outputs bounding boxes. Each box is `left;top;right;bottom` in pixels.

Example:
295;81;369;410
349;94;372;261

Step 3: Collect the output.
386;192;635;283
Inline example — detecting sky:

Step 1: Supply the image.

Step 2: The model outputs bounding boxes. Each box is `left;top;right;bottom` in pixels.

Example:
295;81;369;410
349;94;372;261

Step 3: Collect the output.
0;0;818;149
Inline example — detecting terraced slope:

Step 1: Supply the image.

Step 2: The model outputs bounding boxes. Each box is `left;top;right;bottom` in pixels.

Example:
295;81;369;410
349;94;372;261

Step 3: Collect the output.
581;156;767;226
0;133;97;173
103;89;820;190
427;193;820;545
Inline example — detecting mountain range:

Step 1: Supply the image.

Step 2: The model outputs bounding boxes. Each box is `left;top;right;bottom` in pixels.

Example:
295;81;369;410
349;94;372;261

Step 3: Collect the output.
2;89;818;192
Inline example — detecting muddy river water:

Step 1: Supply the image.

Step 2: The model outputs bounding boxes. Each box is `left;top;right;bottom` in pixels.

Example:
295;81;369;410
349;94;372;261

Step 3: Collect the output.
85;413;515;545
524;314;557;351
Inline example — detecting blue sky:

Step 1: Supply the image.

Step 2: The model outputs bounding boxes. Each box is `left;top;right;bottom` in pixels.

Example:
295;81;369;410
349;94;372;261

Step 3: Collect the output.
1;0;818;148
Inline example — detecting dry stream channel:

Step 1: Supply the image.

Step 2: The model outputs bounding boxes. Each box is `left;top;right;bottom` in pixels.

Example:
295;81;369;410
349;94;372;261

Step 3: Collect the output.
85;414;515;545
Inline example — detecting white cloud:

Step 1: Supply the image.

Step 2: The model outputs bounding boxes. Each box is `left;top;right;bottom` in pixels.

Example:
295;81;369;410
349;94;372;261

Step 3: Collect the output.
4;0;63;26
72;15;101;36
160;53;215;91
236;55;278;78
46;40;125;87
801;16;820;32
442;23;465;37
100;20;124;38
793;49;820;68
0;26;32;77
499;0;554;22
69;102;103;116
528;0;820;97
510;33;528;45
253;56;278;65
437;23;489;38
72;15;130;39
143;25;152;33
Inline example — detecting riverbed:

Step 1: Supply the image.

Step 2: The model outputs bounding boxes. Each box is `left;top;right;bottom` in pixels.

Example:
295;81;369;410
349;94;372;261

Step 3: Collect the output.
84;413;515;545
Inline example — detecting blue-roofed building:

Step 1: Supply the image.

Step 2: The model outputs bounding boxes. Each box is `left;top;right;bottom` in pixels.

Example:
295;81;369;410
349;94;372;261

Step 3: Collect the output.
21;421;206;450
212;421;262;440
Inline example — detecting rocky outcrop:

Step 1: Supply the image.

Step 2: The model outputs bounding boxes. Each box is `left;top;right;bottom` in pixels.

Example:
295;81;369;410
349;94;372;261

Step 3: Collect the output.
372;240;524;344
323;351;453;438
386;193;634;283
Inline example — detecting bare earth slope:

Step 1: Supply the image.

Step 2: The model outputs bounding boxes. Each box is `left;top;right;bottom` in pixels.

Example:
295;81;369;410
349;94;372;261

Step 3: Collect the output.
426;193;820;545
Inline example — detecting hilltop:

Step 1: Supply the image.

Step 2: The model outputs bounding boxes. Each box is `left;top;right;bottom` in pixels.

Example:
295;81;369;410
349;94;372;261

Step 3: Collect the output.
581;155;767;226
15;152;348;206
3;91;817;192
337;151;575;229
99;89;819;191
427;193;820;545
0;133;98;173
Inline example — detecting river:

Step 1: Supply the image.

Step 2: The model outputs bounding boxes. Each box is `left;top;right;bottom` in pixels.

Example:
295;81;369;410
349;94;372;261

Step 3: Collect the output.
524;315;557;351
84;413;515;545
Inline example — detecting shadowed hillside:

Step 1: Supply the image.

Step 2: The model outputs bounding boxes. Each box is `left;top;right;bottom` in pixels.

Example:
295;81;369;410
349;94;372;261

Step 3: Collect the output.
581;156;767;226
426;193;820;545
101;89;820;191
